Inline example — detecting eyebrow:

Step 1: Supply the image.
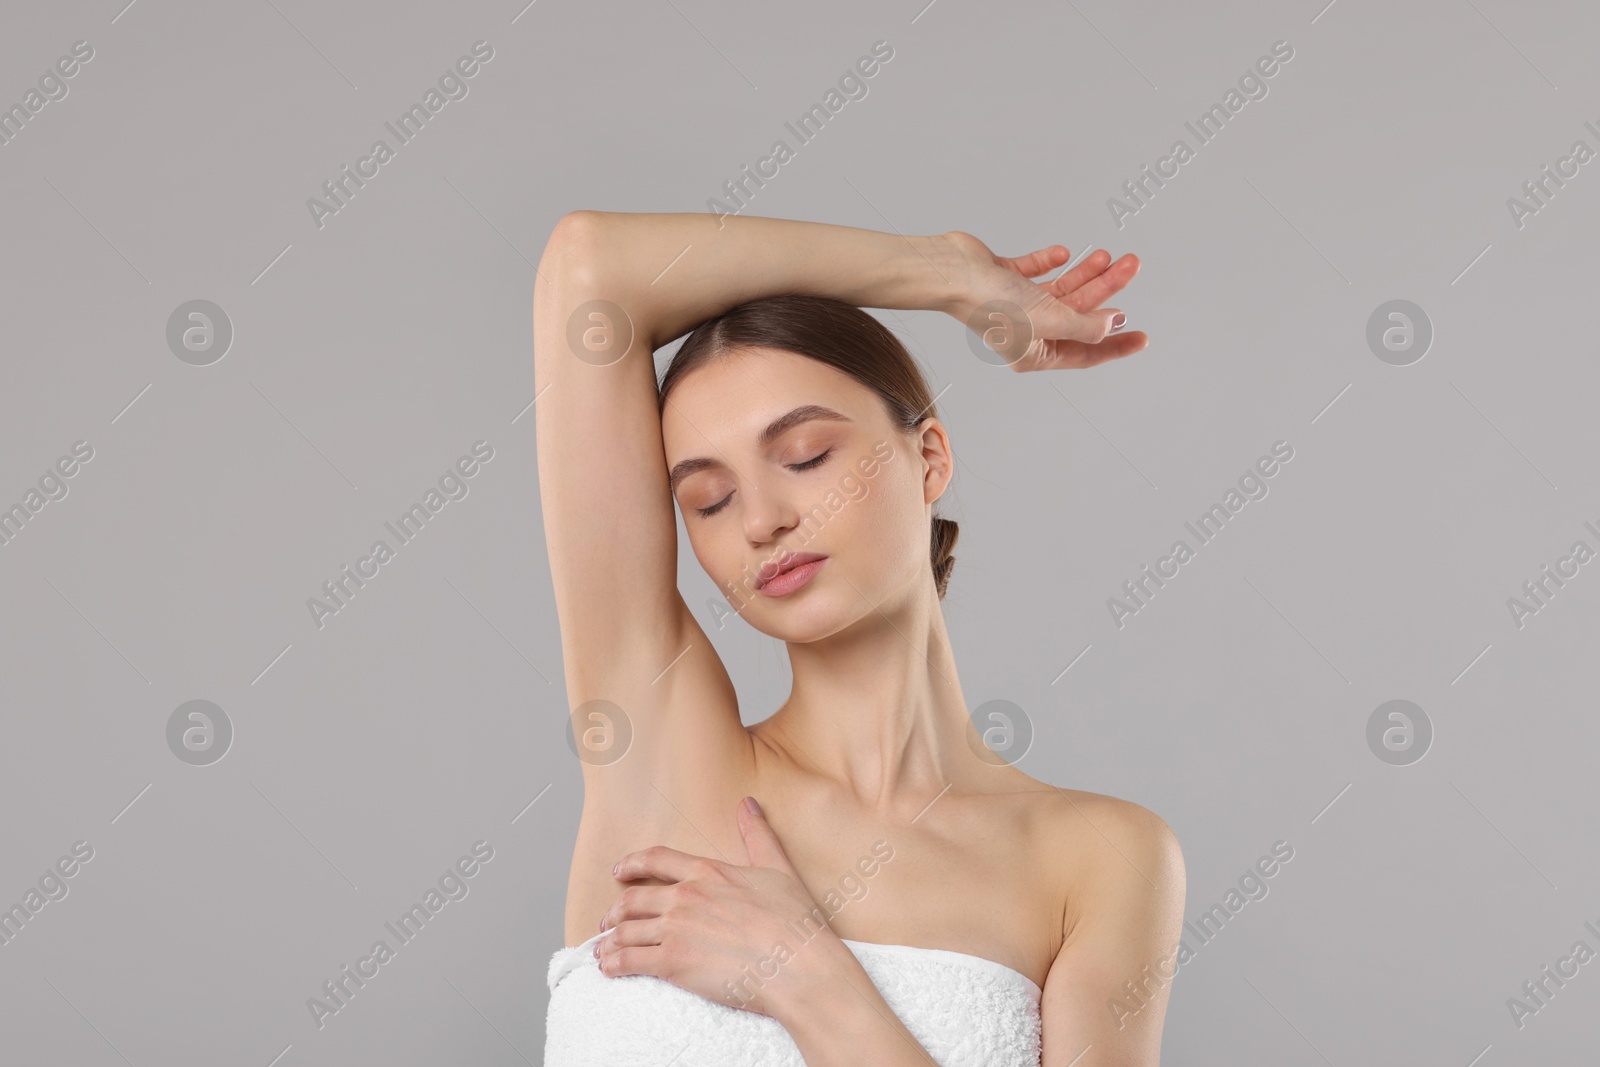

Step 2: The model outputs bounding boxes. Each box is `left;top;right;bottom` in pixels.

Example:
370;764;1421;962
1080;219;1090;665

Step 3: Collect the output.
668;404;852;494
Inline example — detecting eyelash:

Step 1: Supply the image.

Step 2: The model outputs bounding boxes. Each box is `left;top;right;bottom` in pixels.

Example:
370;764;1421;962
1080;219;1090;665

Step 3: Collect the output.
695;449;833;518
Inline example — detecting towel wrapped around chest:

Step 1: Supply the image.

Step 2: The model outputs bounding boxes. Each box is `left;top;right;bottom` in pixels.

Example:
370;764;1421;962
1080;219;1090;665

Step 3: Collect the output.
544;927;1043;1067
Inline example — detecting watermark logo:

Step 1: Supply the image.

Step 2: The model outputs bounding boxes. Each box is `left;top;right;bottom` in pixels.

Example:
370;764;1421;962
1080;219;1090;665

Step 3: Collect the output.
964;698;1035;766
722;840;895;1010
564;699;634;766
1507;122;1600;230
706;439;897;628
1108;440;1295;629
706;40;895;226
307;441;495;629
1366;299;1432;367
307;41;495;230
307;840;496;1030
565;299;635;367
0;841;95;949
1506;522;1599;629
0;40;94;150
965;299;1034;367
1111;839;1294;1029
1506;917;1600;1030
0;440;95;549
166;700;233;766
1108;39;1294;229
1365;699;1431;766
166;300;234;366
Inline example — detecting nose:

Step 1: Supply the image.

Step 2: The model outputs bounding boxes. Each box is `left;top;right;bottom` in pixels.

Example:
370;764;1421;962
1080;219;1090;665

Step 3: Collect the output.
741;475;800;546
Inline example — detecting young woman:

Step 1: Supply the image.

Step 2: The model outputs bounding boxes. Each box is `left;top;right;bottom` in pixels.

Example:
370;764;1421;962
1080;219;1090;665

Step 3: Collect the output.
536;211;1185;1066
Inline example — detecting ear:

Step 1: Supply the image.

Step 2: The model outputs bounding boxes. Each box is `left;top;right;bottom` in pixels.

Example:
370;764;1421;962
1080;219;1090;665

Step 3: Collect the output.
915;417;954;507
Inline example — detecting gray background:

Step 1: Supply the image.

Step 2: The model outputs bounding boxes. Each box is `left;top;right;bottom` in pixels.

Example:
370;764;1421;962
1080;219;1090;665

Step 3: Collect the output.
1;0;1595;1064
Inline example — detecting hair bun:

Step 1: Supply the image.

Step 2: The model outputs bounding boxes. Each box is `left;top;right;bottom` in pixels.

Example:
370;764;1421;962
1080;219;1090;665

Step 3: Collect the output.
930;517;959;599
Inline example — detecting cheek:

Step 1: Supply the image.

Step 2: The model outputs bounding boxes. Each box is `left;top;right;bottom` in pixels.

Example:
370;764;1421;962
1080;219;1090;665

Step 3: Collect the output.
840;469;928;577
687;528;732;586
690;526;764;601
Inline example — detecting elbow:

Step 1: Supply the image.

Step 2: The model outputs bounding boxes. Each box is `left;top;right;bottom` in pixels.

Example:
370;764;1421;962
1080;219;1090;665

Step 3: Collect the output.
539;210;612;294
551;209;604;245
547;209;610;260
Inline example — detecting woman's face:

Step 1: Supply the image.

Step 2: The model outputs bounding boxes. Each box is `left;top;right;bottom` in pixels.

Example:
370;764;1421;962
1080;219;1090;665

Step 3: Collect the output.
661;346;952;641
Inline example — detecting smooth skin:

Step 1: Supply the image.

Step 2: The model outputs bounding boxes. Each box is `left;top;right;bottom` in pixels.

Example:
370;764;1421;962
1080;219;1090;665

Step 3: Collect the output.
534;211;1184;1067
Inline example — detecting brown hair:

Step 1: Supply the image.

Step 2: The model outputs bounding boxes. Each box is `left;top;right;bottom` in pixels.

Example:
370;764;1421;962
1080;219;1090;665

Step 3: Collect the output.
658;294;960;599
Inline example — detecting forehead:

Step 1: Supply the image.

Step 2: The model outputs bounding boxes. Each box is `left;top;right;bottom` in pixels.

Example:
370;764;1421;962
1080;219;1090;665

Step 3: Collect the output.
661;347;876;449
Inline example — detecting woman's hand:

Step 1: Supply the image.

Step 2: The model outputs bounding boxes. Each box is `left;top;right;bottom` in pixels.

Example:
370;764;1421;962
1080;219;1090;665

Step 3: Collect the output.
936;230;1149;371
596;797;848;1021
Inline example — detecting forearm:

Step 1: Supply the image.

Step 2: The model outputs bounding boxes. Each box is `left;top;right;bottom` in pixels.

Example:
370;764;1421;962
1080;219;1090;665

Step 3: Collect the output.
570;210;962;348
771;941;942;1067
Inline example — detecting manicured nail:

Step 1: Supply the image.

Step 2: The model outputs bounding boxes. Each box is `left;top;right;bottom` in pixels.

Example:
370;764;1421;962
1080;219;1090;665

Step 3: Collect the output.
612;861;619;876
1110;313;1127;331
593;943;600;958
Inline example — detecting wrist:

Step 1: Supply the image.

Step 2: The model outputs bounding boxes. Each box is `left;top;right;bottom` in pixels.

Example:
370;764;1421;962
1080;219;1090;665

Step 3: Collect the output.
913;232;975;320
763;932;862;1027
875;232;970;319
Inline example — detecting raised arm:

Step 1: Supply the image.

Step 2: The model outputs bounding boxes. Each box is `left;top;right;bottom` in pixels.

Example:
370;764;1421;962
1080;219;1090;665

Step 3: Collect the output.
532;212;1138;785
535;213;968;720
559;211;973;352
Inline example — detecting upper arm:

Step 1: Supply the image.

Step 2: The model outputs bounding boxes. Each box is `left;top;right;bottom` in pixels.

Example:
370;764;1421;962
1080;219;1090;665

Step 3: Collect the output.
532;211;698;714
1040;801;1187;1067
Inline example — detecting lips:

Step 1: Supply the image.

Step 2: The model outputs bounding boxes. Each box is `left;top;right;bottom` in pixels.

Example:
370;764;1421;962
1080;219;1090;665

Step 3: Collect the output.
756;551;828;590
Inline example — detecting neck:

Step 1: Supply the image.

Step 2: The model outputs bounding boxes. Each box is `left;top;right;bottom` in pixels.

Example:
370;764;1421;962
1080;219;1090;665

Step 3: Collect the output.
752;582;984;811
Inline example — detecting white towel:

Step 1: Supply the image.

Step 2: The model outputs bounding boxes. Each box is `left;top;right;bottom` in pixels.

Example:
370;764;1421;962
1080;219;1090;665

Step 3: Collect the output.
545;927;1042;1066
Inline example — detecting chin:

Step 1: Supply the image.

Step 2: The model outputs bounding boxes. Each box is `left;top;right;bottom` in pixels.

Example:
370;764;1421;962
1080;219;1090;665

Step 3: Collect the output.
734;585;843;638
762;592;894;645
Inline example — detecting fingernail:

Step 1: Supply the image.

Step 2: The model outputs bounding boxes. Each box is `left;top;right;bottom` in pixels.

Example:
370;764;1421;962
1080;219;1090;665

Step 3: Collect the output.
593;943;600;959
743;796;762;817
599;916;605;932
612;861;619;876
1110;313;1127;332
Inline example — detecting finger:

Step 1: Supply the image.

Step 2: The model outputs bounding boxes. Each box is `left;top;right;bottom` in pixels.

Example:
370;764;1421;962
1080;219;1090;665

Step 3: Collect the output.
597;936;670;980
1015;330;1148;372
1026;294;1126;345
1050;251;1140;308
597;916;665;953
997;244;1070;278
736;796;799;874
1045;248;1113;299
1046;250;1138;303
600;885;674;931
614;844;724;885
976;298;1099;362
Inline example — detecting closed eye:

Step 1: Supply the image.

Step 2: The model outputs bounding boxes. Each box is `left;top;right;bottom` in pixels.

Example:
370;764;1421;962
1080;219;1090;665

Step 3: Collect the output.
790;448;833;472
694;448;834;518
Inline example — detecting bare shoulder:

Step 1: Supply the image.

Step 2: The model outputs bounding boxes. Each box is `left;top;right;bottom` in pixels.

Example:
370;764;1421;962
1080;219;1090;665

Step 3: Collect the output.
1050;786;1181;859
1008;782;1187;1062
1011;775;1180;852
1016;779;1185;926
